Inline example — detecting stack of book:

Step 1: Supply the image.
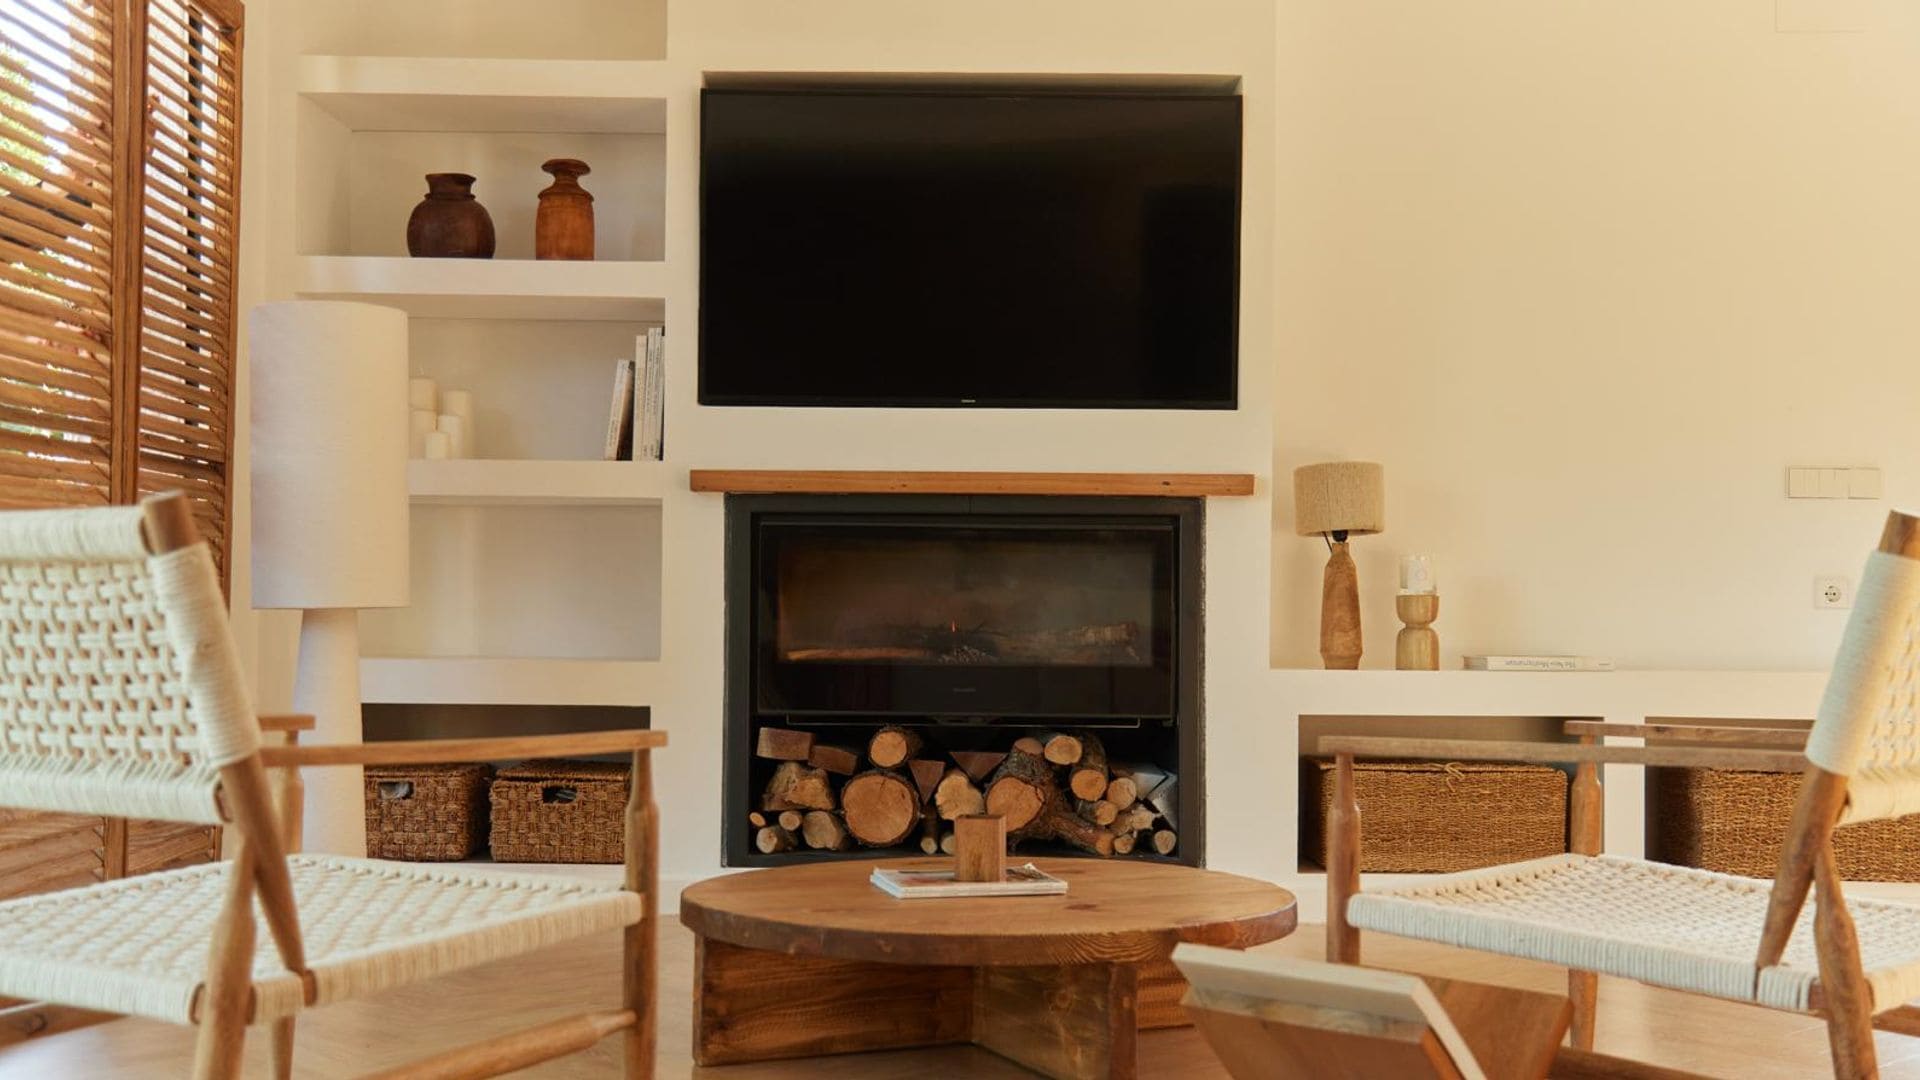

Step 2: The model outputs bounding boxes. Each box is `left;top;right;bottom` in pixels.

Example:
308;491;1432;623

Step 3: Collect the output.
604;327;666;461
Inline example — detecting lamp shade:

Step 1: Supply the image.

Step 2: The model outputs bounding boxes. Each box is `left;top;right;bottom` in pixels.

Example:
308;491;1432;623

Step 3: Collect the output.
1293;461;1385;537
251;301;410;609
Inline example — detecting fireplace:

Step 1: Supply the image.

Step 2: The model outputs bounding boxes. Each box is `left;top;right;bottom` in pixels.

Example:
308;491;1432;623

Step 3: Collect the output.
724;495;1202;867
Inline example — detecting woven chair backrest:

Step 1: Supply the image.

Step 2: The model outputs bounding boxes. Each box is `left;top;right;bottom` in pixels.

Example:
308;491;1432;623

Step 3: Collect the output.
0;503;256;823
1805;535;1920;824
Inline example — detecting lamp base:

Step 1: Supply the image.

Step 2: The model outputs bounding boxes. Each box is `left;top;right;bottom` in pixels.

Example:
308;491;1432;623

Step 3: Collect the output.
1320;541;1362;670
294;608;367;856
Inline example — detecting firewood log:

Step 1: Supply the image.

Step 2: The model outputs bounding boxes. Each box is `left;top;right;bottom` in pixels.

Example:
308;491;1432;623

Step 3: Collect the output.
841;769;921;846
1011;736;1045;757
1042;805;1115;856
747;811;767;828
1112;831;1137;855
807;743;861;776
1124;805;1157;832
1076;798;1118;826
764;761;835;811
950;750;1006;783
756;727;815;761
800;811;852;851
1112;762;1169;802
1104;775;1139;811
939;831;959;856
777;809;804;833
984;749;1057;833
755;826;797;854
919;814;940;854
1152;829;1178;856
1068;732;1109;801
908;759;947;804
868;725;923;769
1041;732;1084;766
935;768;986;820
1147;773;1178;829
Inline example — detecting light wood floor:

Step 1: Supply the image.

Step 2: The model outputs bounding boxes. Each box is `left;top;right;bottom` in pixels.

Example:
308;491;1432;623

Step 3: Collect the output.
5;921;1920;1078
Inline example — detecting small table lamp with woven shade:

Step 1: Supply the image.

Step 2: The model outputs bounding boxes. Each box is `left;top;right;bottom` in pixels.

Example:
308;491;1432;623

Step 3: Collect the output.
1294;462;1385;669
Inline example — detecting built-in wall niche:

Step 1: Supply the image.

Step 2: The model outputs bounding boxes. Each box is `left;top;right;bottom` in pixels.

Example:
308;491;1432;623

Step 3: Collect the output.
360;504;662;661
410;318;655;461
364;703;650;744
296;106;665;261
295;0;665;60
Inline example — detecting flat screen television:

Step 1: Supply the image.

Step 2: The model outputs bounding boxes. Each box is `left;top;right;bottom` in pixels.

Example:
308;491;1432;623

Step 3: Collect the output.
699;86;1242;409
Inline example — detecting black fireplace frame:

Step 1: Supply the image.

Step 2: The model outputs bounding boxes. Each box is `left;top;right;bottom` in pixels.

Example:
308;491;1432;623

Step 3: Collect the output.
722;493;1205;867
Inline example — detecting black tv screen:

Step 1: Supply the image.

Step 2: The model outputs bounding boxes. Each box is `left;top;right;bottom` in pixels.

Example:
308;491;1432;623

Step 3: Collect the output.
699;87;1242;408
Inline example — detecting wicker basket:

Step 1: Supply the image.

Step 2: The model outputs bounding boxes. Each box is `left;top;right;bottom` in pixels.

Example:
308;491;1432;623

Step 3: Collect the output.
489;759;628;864
1653;768;1920;881
1302;758;1570;873
364;764;491;861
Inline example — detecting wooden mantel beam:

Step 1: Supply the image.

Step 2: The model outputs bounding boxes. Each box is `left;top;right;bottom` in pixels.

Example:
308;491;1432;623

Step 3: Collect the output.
687;470;1257;498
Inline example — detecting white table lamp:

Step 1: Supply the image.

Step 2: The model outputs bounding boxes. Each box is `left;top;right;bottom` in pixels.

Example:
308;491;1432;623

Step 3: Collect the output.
251;300;410;856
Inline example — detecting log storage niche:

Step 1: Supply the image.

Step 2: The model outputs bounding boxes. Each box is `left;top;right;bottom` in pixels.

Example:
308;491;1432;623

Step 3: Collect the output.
725;494;1204;867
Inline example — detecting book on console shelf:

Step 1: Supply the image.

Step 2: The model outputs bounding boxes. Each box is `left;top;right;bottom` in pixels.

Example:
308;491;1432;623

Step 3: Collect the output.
603;358;635;461
1463;655;1615;672
870;863;1067;899
633;327;665;462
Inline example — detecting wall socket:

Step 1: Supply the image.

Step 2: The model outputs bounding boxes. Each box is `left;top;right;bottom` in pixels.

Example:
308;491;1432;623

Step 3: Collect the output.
1814;575;1853;610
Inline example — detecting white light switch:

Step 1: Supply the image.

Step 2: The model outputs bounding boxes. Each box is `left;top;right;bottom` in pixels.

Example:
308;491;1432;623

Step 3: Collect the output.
1820;469;1850;499
1788;468;1819;498
1850;467;1884;500
1788;465;1885;499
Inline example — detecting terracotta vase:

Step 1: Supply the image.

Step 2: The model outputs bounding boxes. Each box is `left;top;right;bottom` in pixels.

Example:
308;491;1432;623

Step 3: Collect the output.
406;173;495;259
535;158;595;260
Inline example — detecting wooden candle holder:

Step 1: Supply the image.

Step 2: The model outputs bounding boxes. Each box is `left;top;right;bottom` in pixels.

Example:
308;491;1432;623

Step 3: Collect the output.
953;814;1007;883
1395;593;1440;671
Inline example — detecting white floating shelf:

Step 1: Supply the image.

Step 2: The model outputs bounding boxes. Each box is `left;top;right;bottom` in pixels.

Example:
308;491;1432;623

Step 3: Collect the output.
409;459;669;506
1269;668;1826;721
297;255;665;321
361;657;662;706
299;55;672;134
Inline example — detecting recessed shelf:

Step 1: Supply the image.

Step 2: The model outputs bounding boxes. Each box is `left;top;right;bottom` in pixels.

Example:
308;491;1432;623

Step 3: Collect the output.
410;460;670;506
300;56;672;134
361;657;663;706
296;256;665;321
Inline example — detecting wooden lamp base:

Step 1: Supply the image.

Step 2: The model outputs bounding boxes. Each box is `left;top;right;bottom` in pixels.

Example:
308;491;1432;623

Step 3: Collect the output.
1319;541;1362;670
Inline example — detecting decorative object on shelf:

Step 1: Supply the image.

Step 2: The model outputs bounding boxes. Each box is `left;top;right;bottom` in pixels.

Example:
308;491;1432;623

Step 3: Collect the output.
535;157;595;260
435;412;467;459
604;358;636;461
365;763;492;861
1463;655;1615;672
251;300;411;857
1395;556;1439;671
634;327;666;461
406;172;495;259
1293;461;1386;670
954;814;1007;883
490;758;629;863
1652;764;1920;880
421;430;451;460
408;408;437;457
1302;758;1568;872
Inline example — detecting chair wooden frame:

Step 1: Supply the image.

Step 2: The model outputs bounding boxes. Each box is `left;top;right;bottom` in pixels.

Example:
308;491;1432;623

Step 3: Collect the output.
0;495;665;1080
1323;509;1920;1080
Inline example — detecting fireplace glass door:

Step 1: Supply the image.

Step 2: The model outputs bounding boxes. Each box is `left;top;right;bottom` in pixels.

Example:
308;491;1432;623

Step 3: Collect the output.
754;515;1178;718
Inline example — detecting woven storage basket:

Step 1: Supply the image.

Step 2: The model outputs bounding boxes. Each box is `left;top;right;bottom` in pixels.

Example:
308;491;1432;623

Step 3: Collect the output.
1654;768;1920;881
364;763;491;861
490;759;628;864
1303;758;1570;873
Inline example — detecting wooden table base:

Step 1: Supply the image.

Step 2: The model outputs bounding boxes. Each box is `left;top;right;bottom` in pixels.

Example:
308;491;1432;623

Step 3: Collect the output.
693;937;1190;1078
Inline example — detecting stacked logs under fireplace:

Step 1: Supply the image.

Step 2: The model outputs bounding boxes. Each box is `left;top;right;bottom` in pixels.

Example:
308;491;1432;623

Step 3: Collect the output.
750;724;1179;860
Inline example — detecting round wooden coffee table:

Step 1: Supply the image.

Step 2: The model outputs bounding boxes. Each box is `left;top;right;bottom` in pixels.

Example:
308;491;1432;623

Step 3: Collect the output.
680;857;1296;1079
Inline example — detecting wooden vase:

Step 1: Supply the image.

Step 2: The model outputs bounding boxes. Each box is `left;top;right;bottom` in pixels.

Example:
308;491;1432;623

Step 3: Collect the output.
406;173;495;259
1395;592;1440;671
535;158;595;261
1320;540;1362;669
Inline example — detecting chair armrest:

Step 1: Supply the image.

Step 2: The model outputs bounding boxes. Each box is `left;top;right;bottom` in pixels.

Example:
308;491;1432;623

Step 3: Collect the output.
259;714;316;734
1317;735;1804;772
259;729;667;767
1561;721;1806;748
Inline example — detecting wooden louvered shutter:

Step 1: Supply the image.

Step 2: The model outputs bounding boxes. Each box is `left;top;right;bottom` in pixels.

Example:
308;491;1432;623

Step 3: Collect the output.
0;0;119;509
136;0;241;575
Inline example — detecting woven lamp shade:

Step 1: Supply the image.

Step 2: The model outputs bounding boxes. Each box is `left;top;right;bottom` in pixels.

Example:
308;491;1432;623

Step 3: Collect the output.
1294;462;1386;537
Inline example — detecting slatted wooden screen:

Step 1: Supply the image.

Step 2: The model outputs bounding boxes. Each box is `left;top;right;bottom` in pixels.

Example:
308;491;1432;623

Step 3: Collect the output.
0;0;242;575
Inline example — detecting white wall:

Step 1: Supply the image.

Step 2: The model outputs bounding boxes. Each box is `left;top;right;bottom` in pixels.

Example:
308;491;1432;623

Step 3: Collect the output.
1270;0;1920;671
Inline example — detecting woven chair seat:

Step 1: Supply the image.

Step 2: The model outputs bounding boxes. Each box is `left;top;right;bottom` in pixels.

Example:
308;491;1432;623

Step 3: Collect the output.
0;854;640;1024
1348;854;1920;1013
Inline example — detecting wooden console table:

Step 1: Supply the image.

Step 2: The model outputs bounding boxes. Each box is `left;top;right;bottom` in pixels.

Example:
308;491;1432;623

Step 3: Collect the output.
679;858;1296;1078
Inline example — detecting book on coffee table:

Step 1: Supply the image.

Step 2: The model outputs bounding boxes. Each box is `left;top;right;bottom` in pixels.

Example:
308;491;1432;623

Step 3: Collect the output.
870;863;1067;899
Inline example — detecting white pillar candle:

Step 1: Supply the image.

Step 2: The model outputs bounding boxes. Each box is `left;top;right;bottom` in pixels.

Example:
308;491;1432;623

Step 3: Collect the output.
422;430;451;460
436;413;467;459
1399;554;1435;594
407;376;438;412
408;408;438;458
441;388;473;424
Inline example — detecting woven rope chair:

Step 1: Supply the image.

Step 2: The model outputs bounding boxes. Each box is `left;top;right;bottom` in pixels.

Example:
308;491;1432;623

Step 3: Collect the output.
1322;509;1920;1079
0;495;665;1079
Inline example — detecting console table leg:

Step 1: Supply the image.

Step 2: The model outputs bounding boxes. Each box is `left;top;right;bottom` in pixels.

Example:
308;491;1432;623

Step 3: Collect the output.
972;963;1139;1079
